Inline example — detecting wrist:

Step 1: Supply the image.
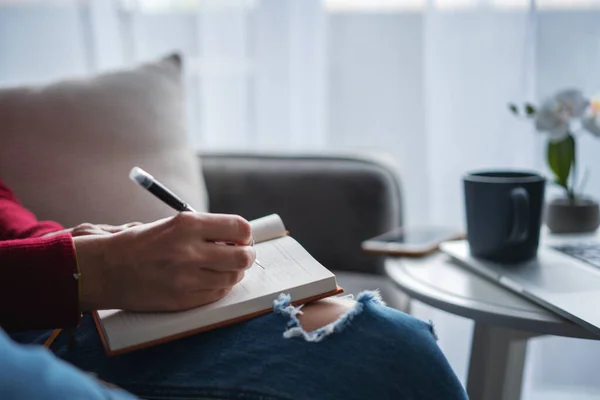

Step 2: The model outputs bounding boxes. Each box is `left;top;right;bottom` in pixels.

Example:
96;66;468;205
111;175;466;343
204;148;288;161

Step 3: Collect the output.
72;235;109;312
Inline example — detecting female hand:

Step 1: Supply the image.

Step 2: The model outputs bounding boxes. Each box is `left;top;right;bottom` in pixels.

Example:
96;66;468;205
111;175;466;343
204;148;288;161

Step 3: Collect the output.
42;222;142;238
73;213;256;312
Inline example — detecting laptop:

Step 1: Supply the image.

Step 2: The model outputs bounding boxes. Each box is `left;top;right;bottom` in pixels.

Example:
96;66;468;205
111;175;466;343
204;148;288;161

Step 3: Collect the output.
440;239;600;337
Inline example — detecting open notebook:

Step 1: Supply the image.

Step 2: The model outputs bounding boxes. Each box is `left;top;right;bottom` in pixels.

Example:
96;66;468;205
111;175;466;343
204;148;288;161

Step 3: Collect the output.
93;214;342;355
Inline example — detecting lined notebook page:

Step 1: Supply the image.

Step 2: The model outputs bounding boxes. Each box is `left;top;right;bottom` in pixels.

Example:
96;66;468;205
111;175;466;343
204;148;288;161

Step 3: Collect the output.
98;235;336;352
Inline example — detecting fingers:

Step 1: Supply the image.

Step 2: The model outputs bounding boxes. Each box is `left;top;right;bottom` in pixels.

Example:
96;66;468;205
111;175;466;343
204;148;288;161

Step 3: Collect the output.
94;213;258;312
71;223;106;237
68;222;143;237
174;213;253;245
195;243;256;272
99;222;142;233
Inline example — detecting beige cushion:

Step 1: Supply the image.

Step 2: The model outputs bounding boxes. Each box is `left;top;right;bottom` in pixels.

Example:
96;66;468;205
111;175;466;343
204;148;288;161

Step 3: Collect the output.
0;53;208;227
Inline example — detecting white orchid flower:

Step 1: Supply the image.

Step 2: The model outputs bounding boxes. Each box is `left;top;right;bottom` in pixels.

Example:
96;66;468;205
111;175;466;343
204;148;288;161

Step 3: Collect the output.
535;89;589;142
582;95;600;137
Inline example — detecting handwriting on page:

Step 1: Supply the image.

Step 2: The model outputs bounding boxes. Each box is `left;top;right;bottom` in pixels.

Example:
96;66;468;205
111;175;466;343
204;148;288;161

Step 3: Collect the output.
225;237;315;302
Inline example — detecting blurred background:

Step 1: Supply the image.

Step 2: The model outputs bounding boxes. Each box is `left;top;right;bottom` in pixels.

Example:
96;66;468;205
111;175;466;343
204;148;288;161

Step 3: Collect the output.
2;0;600;398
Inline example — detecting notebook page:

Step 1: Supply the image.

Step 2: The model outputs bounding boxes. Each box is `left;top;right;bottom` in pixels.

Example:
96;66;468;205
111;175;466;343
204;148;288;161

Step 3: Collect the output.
250;214;286;243
99;235;336;351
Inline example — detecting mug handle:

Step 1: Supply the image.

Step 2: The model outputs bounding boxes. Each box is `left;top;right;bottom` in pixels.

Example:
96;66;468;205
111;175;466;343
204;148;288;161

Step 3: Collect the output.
507;187;529;244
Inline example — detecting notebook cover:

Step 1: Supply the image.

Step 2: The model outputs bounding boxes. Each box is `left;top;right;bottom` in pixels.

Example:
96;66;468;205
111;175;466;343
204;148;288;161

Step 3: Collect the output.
93;286;344;356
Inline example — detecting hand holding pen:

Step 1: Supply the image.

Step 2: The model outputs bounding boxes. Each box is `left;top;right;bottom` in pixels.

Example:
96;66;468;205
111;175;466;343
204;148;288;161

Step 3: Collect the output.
129;167;263;269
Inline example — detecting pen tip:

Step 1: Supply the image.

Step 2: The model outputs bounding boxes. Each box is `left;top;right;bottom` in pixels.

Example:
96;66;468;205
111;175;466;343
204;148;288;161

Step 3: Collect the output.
129;167;153;189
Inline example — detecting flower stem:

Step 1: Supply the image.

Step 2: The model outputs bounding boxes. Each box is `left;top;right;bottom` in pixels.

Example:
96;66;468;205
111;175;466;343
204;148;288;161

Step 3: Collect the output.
570;135;578;200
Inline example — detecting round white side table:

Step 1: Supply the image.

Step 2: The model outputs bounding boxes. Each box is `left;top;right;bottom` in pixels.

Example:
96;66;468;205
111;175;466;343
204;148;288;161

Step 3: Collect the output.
385;252;598;400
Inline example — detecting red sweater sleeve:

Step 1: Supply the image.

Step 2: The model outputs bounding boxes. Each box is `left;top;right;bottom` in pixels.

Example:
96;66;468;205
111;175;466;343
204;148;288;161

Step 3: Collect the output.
0;235;80;331
0;179;80;331
0;180;64;239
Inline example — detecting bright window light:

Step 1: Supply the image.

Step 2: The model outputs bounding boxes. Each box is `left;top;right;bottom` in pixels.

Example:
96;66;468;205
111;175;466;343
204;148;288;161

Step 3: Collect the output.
0;0;79;4
325;0;424;12
537;0;600;9
325;0;600;11
489;0;529;9
3;0;599;11
122;0;256;13
434;0;479;10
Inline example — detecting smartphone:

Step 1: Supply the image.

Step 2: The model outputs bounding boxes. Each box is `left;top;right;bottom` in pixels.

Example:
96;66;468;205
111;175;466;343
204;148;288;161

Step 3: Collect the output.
361;226;464;256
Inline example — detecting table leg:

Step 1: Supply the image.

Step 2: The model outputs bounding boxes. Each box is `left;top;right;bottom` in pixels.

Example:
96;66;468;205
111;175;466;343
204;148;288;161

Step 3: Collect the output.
466;323;541;400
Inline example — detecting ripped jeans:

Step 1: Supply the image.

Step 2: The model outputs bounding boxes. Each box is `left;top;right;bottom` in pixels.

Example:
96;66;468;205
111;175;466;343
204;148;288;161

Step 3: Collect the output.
9;292;468;400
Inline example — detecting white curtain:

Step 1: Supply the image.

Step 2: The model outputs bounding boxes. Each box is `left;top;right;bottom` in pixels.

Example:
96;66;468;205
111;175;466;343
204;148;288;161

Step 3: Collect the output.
2;0;600;397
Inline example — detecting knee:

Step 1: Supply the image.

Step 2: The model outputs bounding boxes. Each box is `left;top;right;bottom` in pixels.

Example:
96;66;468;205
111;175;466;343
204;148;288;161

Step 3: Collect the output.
364;298;439;348
293;294;466;398
350;299;466;398
296;297;356;332
275;291;437;350
292;293;435;342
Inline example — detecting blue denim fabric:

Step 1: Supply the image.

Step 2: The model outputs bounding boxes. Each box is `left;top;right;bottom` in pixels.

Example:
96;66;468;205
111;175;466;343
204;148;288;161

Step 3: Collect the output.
7;292;468;400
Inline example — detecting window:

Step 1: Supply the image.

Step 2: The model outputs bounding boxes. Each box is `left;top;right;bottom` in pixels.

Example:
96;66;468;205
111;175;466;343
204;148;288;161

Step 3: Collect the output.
324;0;600;11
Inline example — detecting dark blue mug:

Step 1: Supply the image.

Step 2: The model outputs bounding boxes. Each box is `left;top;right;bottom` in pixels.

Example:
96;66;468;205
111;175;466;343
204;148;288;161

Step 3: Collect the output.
463;171;546;263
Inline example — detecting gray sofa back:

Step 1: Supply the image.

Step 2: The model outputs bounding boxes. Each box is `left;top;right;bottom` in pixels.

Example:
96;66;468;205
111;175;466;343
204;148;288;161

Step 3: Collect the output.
200;153;403;274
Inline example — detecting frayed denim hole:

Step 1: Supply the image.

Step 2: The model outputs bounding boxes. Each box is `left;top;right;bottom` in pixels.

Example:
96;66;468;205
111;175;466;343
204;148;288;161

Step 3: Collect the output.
272;290;384;343
356;289;386;306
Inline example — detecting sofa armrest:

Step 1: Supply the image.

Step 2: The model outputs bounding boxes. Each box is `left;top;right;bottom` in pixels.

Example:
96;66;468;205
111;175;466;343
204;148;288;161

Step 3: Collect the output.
199;152;403;274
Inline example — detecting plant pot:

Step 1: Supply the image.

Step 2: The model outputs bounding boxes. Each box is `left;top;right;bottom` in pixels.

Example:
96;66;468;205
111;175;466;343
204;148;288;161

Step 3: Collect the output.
545;197;600;234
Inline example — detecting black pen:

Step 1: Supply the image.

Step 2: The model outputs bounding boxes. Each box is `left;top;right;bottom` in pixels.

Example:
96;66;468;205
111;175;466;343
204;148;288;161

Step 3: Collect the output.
129;167;197;213
129;167;263;269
